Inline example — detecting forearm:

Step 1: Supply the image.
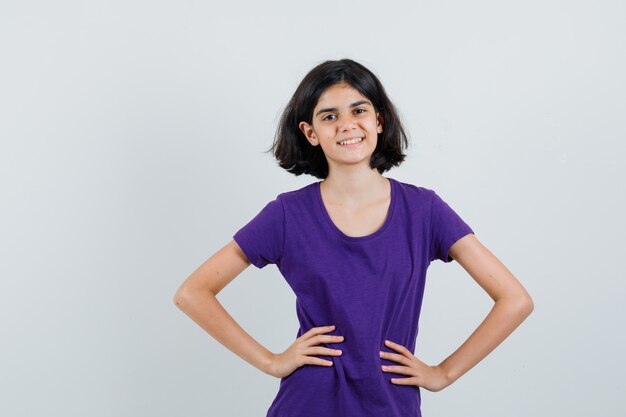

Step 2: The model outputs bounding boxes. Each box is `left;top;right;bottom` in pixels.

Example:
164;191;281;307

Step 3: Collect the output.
438;297;533;385
174;289;274;375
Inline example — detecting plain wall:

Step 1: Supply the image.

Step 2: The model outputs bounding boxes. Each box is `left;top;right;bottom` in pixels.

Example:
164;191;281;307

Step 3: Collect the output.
1;1;624;416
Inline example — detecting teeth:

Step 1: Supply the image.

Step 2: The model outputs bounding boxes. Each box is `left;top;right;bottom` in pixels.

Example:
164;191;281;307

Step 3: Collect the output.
339;137;363;145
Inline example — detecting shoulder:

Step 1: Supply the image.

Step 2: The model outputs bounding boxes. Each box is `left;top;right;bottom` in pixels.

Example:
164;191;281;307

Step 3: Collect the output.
274;181;318;206
391;177;437;203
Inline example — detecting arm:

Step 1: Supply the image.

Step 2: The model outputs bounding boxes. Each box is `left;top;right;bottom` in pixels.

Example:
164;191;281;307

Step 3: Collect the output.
438;233;534;385
174;240;344;378
173;239;274;375
381;233;533;391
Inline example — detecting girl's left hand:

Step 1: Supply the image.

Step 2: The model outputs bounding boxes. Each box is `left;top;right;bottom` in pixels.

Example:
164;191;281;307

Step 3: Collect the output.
380;339;451;392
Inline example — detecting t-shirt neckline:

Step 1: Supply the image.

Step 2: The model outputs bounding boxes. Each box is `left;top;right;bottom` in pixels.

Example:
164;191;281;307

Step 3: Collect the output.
315;176;397;242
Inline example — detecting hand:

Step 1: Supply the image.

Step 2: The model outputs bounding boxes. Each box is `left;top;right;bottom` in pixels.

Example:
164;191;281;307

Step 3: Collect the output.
266;325;344;379
379;339;451;392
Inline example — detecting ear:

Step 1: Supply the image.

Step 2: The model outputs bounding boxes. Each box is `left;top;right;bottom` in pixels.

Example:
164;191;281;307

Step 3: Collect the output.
376;111;384;134
298;121;319;146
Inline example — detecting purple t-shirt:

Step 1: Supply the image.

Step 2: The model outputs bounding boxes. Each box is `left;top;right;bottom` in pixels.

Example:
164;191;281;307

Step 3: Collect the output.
233;177;474;417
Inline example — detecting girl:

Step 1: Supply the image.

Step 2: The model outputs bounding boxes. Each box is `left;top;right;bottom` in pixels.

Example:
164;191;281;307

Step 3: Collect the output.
174;58;534;417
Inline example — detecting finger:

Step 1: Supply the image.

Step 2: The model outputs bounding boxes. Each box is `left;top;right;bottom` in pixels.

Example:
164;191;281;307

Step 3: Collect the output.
305;356;334;367
311;333;344;345
384;340;416;362
305;346;343;357
380;350;411;366
303;325;336;339
381;365;413;376
300;334;341;349
384;339;411;356
388;376;418;385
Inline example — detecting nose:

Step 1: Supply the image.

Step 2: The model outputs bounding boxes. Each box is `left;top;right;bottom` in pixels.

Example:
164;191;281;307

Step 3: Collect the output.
338;112;358;132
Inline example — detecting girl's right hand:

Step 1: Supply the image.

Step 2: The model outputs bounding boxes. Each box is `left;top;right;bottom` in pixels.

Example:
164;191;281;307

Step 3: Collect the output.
266;325;344;379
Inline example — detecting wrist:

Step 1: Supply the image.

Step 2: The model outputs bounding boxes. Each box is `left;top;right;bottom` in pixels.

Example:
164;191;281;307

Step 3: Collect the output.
437;363;456;387
260;351;275;376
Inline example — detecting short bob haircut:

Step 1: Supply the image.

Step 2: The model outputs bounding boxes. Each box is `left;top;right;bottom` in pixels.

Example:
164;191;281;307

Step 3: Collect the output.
267;58;409;179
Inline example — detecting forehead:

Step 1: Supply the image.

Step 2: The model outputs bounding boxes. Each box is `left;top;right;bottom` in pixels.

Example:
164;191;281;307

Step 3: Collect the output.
315;82;370;108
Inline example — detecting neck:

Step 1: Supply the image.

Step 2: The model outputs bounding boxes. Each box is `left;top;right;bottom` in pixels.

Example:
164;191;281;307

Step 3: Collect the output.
321;167;389;207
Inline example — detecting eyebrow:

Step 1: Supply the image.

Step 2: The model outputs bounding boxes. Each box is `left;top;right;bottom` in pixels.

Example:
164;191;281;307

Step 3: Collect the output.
315;100;371;117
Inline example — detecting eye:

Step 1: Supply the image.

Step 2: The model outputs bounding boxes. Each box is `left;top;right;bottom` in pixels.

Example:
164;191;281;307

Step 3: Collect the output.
355;108;366;114
322;114;336;121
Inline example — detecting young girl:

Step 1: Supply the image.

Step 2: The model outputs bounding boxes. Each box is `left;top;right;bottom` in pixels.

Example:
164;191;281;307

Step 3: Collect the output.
174;58;534;417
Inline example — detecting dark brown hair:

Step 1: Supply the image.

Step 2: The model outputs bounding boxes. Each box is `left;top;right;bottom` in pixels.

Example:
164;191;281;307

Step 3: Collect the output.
266;58;409;179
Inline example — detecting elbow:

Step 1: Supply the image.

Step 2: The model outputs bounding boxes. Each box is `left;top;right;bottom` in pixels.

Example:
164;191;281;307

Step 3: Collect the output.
173;286;191;309
523;295;534;316
498;292;534;318
526;294;535;315
515;293;534;318
173;285;215;309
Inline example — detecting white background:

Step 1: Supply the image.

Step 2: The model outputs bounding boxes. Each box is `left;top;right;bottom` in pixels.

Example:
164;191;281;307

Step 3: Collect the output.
1;1;624;416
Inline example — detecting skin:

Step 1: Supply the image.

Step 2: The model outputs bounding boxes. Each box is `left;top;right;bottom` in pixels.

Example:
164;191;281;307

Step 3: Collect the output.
379;234;534;391
298;81;388;210
173;81;534;391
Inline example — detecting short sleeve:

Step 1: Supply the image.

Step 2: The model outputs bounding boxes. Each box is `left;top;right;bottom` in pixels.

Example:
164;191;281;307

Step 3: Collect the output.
233;196;285;269
429;190;474;263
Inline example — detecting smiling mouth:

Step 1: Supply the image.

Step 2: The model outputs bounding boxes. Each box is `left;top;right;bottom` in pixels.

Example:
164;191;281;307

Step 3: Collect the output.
337;137;364;146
